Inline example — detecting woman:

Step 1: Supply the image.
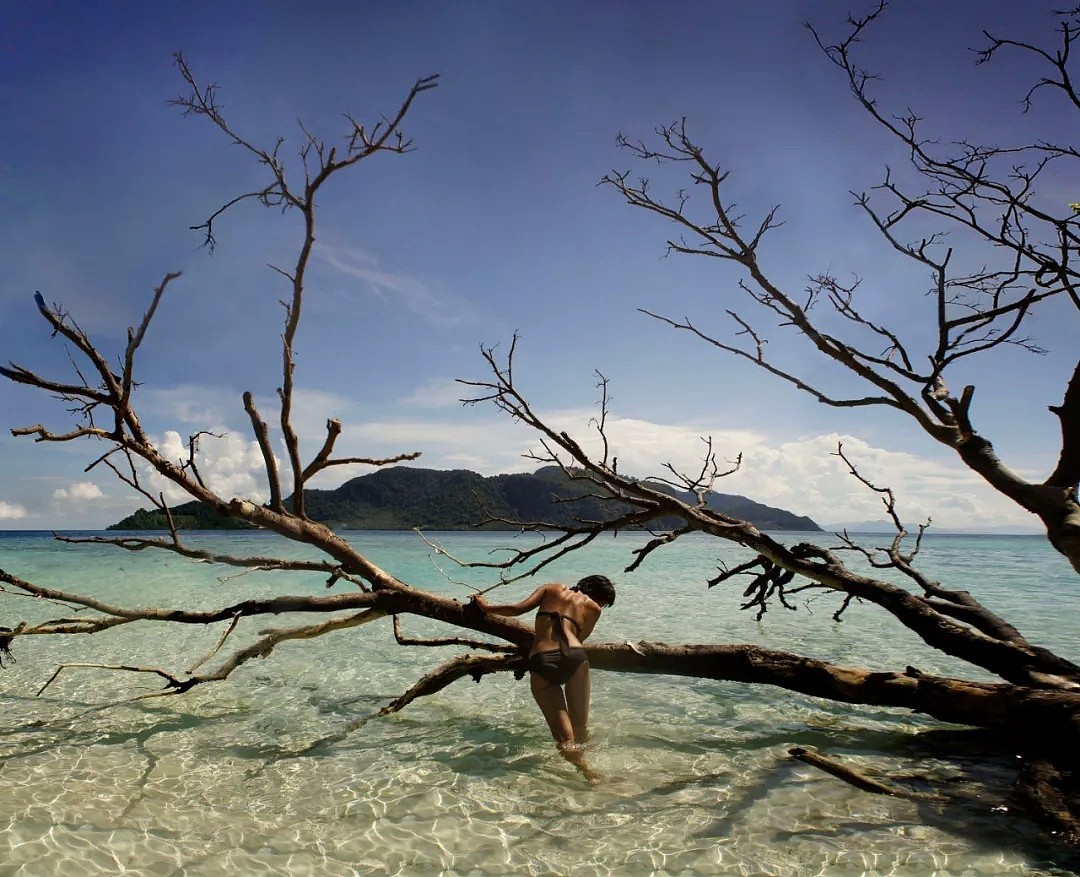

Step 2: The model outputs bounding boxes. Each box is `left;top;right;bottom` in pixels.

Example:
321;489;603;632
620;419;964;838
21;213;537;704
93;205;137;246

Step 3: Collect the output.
473;574;616;780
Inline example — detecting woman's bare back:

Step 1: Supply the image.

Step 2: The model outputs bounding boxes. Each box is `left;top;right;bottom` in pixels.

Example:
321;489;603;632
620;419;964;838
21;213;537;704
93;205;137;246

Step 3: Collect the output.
530;584;600;654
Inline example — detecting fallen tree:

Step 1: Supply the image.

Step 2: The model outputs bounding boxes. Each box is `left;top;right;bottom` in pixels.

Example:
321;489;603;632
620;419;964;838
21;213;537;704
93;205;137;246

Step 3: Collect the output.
1;4;1079;847
455;0;1080;839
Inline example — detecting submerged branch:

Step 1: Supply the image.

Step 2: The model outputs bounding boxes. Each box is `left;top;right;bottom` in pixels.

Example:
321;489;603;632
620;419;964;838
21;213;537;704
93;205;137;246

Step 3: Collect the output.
52;534;346;574
378;652;525;716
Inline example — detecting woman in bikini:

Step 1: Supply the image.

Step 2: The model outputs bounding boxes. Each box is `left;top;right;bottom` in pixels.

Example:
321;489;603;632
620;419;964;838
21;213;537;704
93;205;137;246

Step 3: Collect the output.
473;574;616;780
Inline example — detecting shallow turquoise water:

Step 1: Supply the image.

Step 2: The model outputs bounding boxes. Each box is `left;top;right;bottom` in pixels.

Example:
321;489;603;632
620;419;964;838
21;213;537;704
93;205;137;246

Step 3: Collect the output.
1;529;1079;876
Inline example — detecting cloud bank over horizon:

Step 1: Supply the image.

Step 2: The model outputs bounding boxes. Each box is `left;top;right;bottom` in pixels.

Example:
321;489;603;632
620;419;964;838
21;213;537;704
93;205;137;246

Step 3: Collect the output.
7;376;1036;533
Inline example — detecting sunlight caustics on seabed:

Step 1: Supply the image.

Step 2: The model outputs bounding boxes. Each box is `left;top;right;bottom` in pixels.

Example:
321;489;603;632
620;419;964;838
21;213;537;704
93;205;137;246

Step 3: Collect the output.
1;530;1078;876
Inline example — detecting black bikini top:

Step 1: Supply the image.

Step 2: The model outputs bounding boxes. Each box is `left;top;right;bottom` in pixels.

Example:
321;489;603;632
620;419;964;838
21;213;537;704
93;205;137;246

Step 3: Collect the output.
535;610;580;654
536;610;579;633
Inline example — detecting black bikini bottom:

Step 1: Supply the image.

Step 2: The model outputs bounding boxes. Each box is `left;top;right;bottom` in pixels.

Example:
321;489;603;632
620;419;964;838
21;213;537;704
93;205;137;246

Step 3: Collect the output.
528;647;587;686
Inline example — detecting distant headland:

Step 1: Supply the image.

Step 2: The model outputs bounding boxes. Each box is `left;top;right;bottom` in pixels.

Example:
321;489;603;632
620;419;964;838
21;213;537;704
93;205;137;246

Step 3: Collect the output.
107;465;822;532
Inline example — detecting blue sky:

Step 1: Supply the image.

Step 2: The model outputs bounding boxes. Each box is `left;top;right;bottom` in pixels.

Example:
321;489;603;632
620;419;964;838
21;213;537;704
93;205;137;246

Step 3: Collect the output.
1;1;1075;531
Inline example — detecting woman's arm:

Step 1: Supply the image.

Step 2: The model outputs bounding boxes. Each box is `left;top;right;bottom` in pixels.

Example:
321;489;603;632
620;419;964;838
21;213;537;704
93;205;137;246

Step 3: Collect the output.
472;584;551;617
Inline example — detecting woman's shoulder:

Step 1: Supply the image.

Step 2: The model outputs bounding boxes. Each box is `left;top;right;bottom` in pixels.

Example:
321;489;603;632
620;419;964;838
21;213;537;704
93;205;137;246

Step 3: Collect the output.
567;588;600;616
539;583;597;616
534;583;568;608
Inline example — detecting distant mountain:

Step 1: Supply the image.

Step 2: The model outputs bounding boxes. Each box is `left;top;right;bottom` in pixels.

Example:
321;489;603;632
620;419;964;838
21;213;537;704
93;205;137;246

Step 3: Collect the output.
108;465;821;532
824;520;1044;536
822;520;901;534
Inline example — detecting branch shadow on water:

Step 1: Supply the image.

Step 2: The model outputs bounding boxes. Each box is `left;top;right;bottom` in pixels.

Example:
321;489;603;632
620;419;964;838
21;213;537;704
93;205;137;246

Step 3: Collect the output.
0;691;238;765
694;724;1080;874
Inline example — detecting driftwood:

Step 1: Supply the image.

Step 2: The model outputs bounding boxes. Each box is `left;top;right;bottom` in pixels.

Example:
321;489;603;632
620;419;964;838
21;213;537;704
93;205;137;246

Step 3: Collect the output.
789;746;936;800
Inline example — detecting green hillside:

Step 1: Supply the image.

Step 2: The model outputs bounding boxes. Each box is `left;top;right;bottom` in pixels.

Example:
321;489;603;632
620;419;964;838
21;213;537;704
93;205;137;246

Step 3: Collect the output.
107;500;256;531
108;465;821;532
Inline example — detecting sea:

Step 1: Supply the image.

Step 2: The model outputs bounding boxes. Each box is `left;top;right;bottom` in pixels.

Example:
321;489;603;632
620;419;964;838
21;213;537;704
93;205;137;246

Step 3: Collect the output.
1;528;1079;876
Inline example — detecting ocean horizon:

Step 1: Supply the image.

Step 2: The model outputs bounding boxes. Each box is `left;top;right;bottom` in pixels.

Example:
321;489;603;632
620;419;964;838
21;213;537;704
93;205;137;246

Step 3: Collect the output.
2;528;1079;875
0;526;1051;537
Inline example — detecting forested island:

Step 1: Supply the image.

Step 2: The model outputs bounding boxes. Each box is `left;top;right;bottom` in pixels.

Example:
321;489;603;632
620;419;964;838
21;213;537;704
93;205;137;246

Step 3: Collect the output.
108;465;821;531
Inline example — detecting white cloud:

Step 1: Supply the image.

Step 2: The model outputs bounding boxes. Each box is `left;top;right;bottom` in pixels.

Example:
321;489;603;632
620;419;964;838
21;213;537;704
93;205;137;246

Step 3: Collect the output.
440;453;494;469
323;406;1038;530
52;481;104;501
141;385;244;428
400;378;469;409
316;243;472;326
124;383;1042;531
570;421;1035;530
725;433;1029;530
286;388;365;441
345;416;532;474
0;501;27;520
141;385;361;445
149;430;270;505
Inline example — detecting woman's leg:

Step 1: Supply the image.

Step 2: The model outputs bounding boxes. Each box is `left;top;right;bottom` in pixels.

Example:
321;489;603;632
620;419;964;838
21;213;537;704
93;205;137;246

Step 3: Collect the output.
529;671;598;781
530;671;574;745
563;660;591;744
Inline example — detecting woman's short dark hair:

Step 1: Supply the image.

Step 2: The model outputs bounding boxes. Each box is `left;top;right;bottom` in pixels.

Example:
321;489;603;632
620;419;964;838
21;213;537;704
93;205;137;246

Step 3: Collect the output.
574;574;616;607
